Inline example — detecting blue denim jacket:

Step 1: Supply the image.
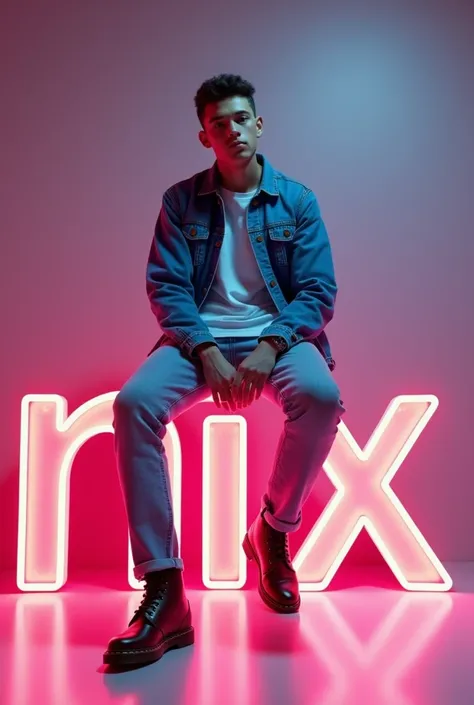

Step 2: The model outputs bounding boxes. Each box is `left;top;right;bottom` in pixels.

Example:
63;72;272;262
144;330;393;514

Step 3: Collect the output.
146;152;337;370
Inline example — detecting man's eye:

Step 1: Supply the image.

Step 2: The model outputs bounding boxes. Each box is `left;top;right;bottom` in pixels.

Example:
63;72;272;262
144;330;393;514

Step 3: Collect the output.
215;116;248;128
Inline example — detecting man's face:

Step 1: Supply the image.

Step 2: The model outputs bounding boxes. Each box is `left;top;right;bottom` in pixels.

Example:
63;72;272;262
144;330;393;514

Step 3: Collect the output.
199;96;263;164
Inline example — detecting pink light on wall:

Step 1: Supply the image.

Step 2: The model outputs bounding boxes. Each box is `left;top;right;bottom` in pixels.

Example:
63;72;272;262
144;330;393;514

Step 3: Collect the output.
17;392;452;592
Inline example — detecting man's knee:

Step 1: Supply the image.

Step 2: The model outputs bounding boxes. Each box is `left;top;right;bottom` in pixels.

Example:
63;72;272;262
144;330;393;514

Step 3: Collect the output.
293;378;343;420
113;380;165;423
113;383;138;417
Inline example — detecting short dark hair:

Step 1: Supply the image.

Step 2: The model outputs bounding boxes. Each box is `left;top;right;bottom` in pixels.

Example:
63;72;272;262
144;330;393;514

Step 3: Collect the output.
194;73;256;127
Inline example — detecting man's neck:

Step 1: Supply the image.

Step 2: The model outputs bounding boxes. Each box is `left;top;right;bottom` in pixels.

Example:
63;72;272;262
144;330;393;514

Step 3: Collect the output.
217;154;263;193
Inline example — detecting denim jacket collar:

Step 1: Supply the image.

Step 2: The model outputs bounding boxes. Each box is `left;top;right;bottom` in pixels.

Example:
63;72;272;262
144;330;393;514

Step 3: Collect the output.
197;152;279;198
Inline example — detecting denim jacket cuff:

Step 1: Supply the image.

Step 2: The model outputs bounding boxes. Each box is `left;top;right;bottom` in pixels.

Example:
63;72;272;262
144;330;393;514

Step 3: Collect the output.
182;331;218;358
258;325;302;351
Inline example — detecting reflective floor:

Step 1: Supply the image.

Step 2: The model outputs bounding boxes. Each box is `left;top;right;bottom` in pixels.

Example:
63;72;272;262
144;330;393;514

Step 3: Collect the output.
1;564;473;705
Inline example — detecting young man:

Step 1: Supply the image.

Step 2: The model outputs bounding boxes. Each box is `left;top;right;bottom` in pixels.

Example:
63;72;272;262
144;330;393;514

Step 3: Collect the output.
103;74;345;667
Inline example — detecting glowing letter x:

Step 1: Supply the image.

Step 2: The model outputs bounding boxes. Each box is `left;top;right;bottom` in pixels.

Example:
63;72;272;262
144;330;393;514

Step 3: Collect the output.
294;395;452;591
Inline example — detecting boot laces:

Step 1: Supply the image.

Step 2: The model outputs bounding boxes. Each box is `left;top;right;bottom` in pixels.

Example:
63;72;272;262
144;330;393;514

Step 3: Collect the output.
132;577;169;622
267;531;291;565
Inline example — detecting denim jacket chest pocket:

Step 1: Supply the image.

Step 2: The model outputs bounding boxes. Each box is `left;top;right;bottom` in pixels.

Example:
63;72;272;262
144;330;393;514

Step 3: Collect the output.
266;224;296;266
182;223;210;266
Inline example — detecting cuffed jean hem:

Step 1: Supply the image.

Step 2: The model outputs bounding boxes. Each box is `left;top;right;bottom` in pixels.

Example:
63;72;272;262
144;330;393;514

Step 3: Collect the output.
261;502;302;533
133;557;184;580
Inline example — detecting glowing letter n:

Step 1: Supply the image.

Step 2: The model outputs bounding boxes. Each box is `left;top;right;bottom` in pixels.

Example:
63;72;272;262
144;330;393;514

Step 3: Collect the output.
17;393;181;591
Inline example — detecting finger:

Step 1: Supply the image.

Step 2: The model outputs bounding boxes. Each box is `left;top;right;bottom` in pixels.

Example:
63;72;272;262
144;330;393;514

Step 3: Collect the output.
254;374;267;402
213;391;221;408
250;374;265;405
215;389;227;411
228;383;238;412
228;383;238;410
235;374;246;408
233;370;243;388
248;380;258;406
231;378;242;408
249;378;260;406
221;385;236;413
242;376;253;408
232;373;243;407
233;381;243;408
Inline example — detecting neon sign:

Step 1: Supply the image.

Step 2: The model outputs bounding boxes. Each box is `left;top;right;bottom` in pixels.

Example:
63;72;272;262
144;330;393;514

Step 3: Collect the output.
17;393;452;592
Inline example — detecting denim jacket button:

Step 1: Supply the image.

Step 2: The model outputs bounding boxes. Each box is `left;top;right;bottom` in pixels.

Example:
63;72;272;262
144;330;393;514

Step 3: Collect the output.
283;230;291;237
190;227;197;237
215;241;222;248
256;235;263;242
269;279;276;287
251;198;259;207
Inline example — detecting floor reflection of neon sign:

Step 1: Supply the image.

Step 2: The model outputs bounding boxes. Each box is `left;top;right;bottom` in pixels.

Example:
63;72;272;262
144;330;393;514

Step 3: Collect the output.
11;591;452;701
17;393;452;592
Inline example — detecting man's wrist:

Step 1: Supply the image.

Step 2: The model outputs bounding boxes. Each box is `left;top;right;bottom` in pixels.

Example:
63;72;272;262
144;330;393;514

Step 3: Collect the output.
195;342;219;359
259;338;283;355
259;336;288;354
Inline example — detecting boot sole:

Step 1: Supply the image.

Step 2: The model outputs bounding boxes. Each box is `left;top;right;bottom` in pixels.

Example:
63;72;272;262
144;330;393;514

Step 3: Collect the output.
242;534;301;614
103;626;195;667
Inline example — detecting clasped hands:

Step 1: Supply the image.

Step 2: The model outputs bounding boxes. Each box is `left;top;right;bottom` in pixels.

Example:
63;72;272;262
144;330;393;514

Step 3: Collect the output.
198;341;278;412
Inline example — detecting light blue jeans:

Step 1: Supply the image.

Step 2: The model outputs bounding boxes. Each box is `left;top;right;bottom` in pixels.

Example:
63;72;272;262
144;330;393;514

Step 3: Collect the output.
113;337;345;580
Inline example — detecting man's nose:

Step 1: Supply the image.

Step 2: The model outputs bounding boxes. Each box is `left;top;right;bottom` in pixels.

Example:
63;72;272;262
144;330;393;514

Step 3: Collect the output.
228;123;241;137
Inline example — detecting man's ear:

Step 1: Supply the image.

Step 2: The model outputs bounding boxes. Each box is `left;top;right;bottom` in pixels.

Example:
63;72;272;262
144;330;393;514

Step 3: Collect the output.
199;131;211;149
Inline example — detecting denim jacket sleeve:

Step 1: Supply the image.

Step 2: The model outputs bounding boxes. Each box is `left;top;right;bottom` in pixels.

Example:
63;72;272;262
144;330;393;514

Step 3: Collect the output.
258;189;337;351
146;187;218;358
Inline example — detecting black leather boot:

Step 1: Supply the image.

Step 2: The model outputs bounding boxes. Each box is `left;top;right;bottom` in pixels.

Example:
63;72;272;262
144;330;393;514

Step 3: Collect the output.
243;509;300;613
103;567;194;667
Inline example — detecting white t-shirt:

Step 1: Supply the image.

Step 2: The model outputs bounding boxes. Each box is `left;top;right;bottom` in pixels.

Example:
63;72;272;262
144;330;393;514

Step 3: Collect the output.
200;186;278;337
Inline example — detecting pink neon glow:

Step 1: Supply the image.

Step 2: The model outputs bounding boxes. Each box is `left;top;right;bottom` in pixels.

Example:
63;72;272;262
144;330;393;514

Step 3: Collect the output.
301;592;453;705
202;416;248;588
200;592;249;704
7;590;452;703
18;393;180;592
17;392;452;592
12;594;67;705
294;395;452;591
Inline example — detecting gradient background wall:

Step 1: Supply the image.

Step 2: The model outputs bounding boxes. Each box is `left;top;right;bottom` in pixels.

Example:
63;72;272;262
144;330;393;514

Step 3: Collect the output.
1;0;473;587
